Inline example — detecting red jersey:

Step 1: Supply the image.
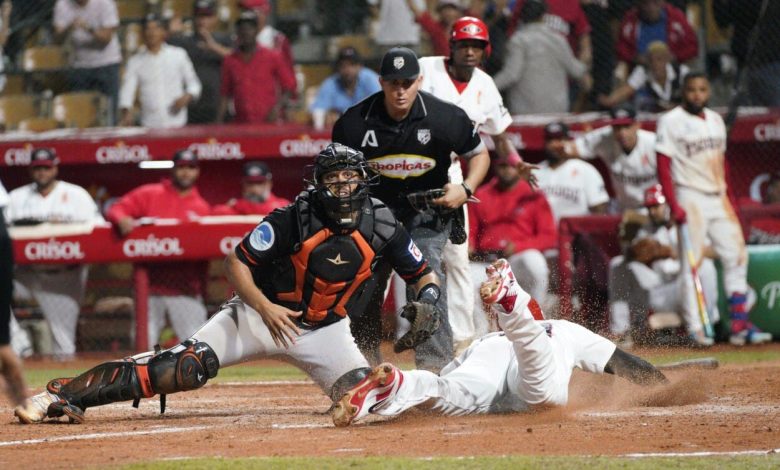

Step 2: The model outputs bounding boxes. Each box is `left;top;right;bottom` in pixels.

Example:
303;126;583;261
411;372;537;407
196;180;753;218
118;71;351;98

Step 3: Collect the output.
220;47;297;123
469;177;557;255
211;193;291;216
509;0;591;54
416;12;451;57
617;4;698;63
107;179;212;296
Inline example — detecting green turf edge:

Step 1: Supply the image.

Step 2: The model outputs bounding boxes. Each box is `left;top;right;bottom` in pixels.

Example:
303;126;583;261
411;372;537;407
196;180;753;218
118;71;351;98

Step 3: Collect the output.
120;454;780;470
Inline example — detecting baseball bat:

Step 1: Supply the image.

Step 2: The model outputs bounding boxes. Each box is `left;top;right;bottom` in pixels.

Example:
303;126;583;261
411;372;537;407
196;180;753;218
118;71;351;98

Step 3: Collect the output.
657;357;719;371
679;224;715;339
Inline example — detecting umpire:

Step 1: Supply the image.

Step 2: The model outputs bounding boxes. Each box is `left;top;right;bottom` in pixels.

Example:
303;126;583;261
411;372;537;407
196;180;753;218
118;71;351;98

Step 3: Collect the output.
333;47;490;372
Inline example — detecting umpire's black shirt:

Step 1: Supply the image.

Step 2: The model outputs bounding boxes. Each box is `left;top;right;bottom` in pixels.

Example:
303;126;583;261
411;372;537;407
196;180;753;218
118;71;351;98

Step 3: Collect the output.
333;90;484;220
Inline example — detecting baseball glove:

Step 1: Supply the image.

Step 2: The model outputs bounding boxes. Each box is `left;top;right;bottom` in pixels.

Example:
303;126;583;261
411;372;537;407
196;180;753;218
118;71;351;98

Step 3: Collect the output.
393;301;441;353
629;238;675;265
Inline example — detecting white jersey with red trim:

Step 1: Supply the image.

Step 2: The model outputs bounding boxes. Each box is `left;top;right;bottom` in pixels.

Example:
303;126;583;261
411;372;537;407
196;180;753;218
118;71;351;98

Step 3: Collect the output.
655;106;727;194
419;56;513;136
574;126;658;210
535;159;609;222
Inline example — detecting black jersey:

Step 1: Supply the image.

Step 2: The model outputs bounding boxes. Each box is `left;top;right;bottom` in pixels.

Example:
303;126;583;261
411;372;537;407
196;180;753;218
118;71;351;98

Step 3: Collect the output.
332;90;484;219
235;192;430;327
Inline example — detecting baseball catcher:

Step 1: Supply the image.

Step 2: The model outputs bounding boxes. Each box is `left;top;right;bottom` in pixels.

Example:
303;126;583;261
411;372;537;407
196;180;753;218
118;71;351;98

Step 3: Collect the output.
14;143;443;424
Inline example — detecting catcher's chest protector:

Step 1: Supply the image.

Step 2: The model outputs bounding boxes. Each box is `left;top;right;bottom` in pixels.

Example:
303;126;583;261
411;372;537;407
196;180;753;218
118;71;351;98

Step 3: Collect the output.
276;198;393;325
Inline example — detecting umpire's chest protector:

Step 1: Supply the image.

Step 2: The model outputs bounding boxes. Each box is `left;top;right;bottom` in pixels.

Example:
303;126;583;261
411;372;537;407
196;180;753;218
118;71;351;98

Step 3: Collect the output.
272;197;395;326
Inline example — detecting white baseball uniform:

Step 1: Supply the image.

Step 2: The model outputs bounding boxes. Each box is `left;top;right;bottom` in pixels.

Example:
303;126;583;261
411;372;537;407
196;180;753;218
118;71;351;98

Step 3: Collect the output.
372;289;616;416
655;106;747;296
535;159;610;222
5;181;103;357
417;56;514;348
608;222;720;337
574;126;658;211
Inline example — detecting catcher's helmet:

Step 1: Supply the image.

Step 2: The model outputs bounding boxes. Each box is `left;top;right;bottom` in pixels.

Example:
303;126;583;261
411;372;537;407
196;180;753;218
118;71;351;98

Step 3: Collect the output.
644;184;666;207
450;16;491;57
307;143;377;229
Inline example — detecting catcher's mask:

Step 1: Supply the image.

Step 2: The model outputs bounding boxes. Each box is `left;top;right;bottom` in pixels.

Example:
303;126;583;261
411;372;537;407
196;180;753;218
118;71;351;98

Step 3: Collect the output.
306;143;378;229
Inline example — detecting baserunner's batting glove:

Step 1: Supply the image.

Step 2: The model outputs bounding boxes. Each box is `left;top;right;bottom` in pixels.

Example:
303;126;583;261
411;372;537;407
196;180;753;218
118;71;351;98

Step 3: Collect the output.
393;301;442;353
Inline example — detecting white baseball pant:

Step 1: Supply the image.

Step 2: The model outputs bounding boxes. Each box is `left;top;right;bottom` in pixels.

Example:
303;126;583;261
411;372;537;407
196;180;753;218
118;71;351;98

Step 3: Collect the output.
14;265;88;357
190;297;369;392
374;290;616;416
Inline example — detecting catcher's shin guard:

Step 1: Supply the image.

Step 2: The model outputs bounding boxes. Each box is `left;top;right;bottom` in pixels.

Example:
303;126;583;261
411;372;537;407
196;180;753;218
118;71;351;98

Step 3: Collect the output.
604;347;668;386
50;340;219;418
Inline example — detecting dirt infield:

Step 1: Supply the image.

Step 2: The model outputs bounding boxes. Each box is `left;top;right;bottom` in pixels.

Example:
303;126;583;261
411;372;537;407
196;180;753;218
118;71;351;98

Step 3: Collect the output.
2;344;780;468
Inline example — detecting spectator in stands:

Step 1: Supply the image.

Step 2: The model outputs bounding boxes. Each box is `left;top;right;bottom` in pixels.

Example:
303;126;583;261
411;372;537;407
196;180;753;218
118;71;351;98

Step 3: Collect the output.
493;0;591;114
599;41;687;112
218;10;297;124
713;0;780;107
508;0;593;68
580;0;617;110
0;0;11;94
106;149;210;348
53;0;122;124
119;14;202;128
168;0;232;124
4;148;104;360
615;0;697;78
469;154;557;314
239;0;295;82
368;0;427;49
535;122;609;222
309;47;381;130
212;162;290;216
565;105;658;212
405;0;466;57
609;184;718;348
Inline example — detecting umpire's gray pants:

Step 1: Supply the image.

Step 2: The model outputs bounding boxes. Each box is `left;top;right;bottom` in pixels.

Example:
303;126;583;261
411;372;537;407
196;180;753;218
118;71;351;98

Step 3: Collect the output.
351;211;454;372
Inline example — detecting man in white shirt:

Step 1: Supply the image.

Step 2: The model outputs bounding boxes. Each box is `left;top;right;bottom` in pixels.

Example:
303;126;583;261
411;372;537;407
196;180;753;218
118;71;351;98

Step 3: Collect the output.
53;0;122;123
368;0;426;47
566;106;658;212
119;14;202;128
5;149;104;359
536;122;609;222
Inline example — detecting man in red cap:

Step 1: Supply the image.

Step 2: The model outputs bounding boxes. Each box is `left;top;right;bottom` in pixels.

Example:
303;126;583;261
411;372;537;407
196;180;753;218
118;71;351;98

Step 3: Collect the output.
212;162;290;215
106;149;211;347
5;148;104;359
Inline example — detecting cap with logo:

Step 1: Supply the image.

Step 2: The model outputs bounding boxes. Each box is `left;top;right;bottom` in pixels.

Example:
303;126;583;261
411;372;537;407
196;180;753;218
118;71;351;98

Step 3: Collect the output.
172;149;198;166
29;148;60;167
239;0;270;14
194;0;217;16
336;46;361;65
243;161;272;182
609;105;637;126
235;9;259;26
380;47;420;81
544;122;570;140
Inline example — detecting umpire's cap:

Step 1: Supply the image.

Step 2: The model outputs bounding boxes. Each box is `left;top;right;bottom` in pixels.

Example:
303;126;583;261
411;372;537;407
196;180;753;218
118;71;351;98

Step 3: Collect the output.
380;47;420;81
29;148;59;167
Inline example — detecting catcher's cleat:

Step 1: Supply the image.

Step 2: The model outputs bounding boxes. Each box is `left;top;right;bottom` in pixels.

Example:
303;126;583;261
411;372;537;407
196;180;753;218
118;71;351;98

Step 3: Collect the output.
331;363;403;427
480;258;521;313
14;391;58;424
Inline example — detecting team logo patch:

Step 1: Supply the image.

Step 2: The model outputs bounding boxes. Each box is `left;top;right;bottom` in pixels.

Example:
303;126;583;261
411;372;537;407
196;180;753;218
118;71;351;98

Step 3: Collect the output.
417;129;431;145
460;23;483;35
394;56;405;69
408;240;423;262
249;222;275;251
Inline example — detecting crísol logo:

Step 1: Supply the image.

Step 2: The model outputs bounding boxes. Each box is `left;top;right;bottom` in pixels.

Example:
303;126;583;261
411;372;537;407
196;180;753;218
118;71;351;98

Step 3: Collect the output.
219;236;243;255
4;144;34;166
754;121;780;142
188;139;244;160
279;137;330;157
96;143;150;163
369;154;436;179
24;239;85;261
123;235;184;258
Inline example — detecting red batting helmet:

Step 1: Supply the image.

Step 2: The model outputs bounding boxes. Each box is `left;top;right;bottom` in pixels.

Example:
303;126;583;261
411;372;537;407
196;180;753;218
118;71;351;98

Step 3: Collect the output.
451;16;491;56
644;184;666;207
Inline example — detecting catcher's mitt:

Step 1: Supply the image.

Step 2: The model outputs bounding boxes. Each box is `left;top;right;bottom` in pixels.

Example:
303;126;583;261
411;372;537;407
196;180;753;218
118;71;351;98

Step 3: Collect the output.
393;301;441;353
629;238;674;265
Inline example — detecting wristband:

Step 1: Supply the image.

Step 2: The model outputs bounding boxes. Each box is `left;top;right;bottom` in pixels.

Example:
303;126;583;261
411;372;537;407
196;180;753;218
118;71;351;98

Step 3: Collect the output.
506;150;523;166
416;283;441;305
461;182;473;199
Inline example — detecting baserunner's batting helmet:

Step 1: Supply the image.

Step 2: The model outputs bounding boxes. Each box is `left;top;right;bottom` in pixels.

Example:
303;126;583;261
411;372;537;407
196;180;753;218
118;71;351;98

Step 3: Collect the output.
450;16;491;56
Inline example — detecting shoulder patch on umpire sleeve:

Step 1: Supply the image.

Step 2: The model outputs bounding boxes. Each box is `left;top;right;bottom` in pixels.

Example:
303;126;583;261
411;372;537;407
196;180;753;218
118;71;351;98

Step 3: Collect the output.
249;221;275;251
